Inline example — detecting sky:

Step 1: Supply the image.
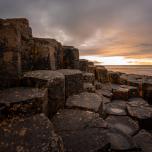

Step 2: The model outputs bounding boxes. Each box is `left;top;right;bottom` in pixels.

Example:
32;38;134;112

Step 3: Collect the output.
0;0;152;65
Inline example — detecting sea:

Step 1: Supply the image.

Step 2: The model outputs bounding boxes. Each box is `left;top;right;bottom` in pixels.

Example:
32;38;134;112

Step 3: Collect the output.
104;65;152;76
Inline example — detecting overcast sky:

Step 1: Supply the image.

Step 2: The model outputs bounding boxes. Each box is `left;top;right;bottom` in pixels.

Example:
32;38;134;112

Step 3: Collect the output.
0;0;152;64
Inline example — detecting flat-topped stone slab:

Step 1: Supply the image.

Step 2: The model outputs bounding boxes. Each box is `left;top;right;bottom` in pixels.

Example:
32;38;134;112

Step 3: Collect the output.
0;87;48;118
104;100;127;116
107;129;136;151
133;130;152;152
66;92;103;114
127;104;152;119
57;69;83;98
128;98;149;107
82;72;95;84
96;89;113;99
106;116;139;136
52;109;109;152
0;114;64;152
22;70;65;118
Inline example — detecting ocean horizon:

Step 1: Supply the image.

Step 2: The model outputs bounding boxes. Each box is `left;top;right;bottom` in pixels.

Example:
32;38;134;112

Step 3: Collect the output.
104;65;152;76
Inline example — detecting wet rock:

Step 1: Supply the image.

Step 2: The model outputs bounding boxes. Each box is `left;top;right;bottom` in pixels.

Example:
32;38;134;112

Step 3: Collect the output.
104;100;127;116
133;130;152;152
107;129;136;151
62;46;79;69
31;38;63;70
66;92;103;114
0;114;64;152
83;83;96;93
79;59;89;72
52;109;109;152
57;69;83;98
82;72;95;84
108;71;120;84
106;116;139;136
0;87;48;118
95;66;108;83
22;70;65;118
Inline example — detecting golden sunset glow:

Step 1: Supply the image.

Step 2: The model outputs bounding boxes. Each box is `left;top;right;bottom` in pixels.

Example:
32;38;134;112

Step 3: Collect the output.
80;56;152;65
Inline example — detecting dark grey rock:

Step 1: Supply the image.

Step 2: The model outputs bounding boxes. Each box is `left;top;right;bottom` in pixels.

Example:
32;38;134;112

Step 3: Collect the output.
57;69;83;98
66;92;103;114
0;114;64;152
22;70;65;118
0;87;48;118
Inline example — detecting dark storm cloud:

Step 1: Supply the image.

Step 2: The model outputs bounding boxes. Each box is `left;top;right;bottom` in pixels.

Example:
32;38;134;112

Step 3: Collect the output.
0;0;152;58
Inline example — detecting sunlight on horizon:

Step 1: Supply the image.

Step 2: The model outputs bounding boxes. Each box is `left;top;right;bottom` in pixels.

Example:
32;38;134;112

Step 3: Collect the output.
80;56;152;65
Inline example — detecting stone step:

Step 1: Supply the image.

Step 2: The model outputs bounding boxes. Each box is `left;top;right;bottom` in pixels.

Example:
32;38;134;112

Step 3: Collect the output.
52;109;109;152
0;87;48;118
57;69;83;98
66;92;103;114
0;114;64;152
83;83;95;93
22;70;65;118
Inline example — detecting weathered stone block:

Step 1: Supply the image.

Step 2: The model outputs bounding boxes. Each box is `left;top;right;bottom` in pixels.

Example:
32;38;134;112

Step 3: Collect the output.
108;71;120;84
30;38;63;70
52;109;109;152
79;59;88;72
63;46;79;69
82;72;95;84
0;21;22;88
87;65;96;73
0;114;64;152
22;70;65;118
66;92;103;114
57;69;83;98
95;66;108;83
0;87;48;118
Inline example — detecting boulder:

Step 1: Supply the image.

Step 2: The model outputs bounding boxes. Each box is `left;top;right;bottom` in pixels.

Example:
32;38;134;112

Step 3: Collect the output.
82;72;95;84
95;66;108;83
57;69;83;98
133;130;152;152
62;46;79;69
0;87;48;118
106;116;139;136
0;114;64;152
22;70;65;118
66;92;103;114
52;109;109;152
79;59;88;72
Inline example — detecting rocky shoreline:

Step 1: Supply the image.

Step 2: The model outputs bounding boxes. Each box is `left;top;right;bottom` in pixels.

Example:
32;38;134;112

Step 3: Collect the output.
0;18;152;152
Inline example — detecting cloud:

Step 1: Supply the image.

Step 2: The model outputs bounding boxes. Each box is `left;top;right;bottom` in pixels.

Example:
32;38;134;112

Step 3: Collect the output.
0;0;152;59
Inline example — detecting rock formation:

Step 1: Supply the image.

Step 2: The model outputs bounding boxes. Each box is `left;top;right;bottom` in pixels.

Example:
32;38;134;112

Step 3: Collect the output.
0;18;152;152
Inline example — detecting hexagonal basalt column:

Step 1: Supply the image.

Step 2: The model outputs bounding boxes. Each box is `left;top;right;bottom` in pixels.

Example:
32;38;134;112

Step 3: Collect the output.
0;87;48;118
22;70;65;118
57;69;83;98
